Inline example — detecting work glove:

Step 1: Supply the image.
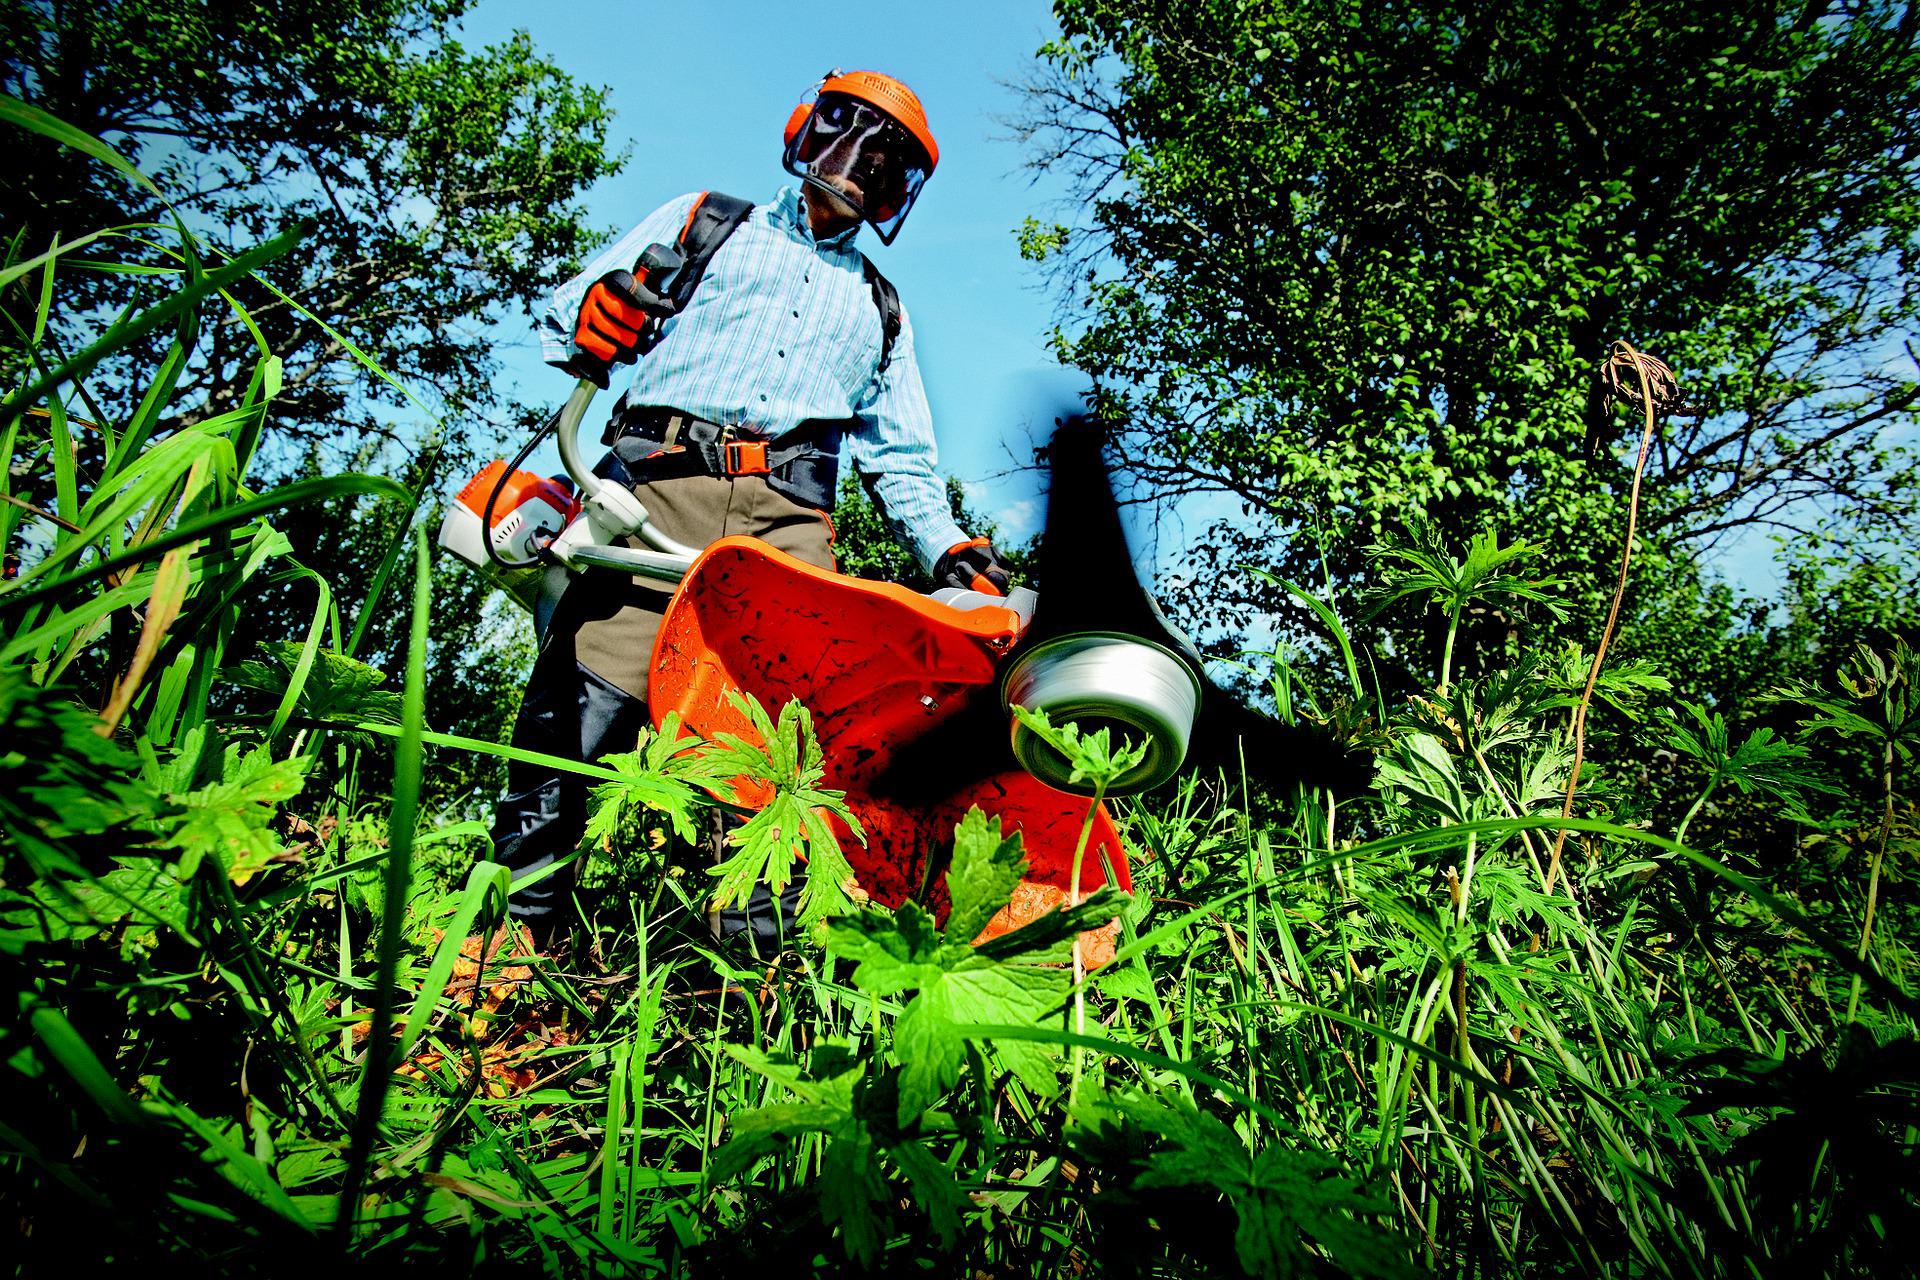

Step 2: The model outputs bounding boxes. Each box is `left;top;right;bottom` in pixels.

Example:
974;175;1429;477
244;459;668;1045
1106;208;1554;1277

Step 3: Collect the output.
934;536;1011;596
567;270;674;388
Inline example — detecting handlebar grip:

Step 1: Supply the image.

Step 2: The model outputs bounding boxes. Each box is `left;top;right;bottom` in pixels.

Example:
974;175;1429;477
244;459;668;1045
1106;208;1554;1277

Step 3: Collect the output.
637;241;685;286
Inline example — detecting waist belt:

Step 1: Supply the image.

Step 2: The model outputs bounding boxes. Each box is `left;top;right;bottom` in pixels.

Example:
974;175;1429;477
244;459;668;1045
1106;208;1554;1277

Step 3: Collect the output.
599;403;844;511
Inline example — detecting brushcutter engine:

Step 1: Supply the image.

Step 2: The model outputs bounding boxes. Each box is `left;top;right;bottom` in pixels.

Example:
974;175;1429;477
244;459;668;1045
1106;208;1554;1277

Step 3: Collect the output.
436;462;578;609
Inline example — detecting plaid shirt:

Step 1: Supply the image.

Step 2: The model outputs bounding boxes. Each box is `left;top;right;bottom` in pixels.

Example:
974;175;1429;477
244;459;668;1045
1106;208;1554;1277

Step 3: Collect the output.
540;186;967;571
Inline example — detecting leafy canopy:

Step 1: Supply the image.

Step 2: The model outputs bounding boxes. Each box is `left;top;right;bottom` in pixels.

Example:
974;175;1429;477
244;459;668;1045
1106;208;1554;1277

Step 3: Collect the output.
2;0;623;471
1018;0;1920;680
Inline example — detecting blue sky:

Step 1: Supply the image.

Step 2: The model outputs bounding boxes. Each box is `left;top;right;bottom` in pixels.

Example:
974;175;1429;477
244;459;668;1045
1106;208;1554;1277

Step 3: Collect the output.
457;0;1081;543
454;0;1792;599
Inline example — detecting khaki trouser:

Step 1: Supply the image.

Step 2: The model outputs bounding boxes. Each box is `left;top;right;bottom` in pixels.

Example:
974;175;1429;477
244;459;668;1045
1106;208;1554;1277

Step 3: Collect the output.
568;473;836;700
488;472;835;942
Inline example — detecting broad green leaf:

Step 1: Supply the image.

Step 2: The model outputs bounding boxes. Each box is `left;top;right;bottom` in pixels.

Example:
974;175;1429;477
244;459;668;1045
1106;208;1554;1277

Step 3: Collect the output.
942;806;1029;944
160;743;311;885
890;953;1066;1116
229;641;402;745
1374;731;1470;822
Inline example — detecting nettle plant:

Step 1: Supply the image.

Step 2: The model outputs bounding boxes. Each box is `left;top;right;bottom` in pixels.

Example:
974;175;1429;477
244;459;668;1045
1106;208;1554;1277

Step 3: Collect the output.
699;708;1418;1278
711;804;1128;1264
586;692;865;935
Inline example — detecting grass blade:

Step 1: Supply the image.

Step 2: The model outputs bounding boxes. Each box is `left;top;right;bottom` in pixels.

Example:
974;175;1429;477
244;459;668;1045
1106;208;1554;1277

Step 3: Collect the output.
1;224;304;428
336;530;430;1242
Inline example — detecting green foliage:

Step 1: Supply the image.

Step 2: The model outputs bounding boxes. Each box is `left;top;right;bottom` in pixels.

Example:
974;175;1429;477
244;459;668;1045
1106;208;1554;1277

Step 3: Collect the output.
1781;638;1920;770
1020;0;1920;696
156;736;312;884
6;310;1917;1277
227;640;402;745
1071;1088;1417;1280
1367;526;1564;626
1366;523;1566;688
2;0;604;821
583;711;715;851
702;691;864;934
830;472;1033;588
1017;215;1073;263
2;0;623;472
710;1045;890;1263
1678;1034;1920;1274
1662;700;1836;843
1011;703;1153;794
4;28;1919;1280
943;805;1032;944
0;667;161;882
710;808;1137;1263
827;808;1125;1120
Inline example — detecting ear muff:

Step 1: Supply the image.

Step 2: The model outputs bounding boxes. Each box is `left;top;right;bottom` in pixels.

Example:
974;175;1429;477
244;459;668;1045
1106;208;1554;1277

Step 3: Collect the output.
782;100;812;151
783;69;836;153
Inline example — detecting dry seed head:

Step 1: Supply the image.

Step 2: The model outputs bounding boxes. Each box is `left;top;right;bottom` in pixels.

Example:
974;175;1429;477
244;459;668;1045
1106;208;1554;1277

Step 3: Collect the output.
1597;343;1700;419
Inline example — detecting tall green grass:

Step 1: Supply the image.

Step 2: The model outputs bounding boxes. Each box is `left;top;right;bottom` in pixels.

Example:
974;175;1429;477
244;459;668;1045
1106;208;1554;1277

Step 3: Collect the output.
2;100;1915;1278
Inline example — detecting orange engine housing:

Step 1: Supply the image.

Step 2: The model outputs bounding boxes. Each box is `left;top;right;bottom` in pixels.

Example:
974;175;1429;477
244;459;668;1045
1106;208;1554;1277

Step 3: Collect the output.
648;537;1130;958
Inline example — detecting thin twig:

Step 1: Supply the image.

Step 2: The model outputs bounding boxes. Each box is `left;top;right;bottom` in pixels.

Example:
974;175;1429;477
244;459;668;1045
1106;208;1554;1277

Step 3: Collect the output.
0;491;82;533
1545;341;1665;897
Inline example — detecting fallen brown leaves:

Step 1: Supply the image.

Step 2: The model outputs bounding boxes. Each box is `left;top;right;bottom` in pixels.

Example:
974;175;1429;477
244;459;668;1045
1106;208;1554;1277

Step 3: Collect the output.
974;879;1120;969
345;923;586;1098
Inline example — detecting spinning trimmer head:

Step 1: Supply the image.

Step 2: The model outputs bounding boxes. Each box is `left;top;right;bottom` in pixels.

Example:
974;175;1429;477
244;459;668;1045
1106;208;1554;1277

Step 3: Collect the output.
888;412;1372;801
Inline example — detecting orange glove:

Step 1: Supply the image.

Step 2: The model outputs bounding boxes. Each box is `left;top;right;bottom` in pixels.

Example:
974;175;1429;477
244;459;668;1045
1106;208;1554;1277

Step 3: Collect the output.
569;270;673;387
935;537;1010;595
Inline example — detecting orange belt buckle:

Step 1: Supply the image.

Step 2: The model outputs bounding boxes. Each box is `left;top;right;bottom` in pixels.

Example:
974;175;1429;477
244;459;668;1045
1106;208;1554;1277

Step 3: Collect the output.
724;438;770;475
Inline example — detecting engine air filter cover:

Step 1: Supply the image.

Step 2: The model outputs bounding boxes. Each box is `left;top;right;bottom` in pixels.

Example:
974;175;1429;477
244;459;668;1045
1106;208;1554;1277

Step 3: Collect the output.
1000;632;1202;796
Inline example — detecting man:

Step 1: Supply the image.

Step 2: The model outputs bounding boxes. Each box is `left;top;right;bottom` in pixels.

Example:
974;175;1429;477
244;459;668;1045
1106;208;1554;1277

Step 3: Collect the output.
490;70;1010;949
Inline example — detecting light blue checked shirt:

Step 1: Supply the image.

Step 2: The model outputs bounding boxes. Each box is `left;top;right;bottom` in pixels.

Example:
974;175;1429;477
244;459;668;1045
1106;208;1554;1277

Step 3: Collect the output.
540;186;968;571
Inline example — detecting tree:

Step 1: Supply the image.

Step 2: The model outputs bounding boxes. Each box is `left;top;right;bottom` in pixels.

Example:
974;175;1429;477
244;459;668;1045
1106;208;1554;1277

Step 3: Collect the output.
1013;0;1920;684
2;1;620;812
2;0;622;474
831;475;1035;590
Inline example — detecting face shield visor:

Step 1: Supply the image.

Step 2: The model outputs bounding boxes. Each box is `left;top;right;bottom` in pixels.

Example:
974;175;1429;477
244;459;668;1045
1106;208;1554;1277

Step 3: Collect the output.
782;92;931;245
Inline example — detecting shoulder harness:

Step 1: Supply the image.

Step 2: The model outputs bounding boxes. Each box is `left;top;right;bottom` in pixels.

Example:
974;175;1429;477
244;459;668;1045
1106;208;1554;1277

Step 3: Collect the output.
605;191;903;511
647;191;903;375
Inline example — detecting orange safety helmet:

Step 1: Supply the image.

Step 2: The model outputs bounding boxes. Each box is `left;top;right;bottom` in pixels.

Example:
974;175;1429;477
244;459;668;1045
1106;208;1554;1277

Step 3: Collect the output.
782;69;938;244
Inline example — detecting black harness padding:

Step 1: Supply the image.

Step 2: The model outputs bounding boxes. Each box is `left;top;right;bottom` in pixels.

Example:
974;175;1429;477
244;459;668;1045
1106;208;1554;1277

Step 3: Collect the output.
601;408;843;512
862;258;902;377
602;190;905;510
637;192;754;359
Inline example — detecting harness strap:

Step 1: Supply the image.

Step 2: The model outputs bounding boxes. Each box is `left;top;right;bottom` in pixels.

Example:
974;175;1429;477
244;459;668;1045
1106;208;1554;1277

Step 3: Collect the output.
634;192;756;360
862;257;902;377
604;406;844;511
